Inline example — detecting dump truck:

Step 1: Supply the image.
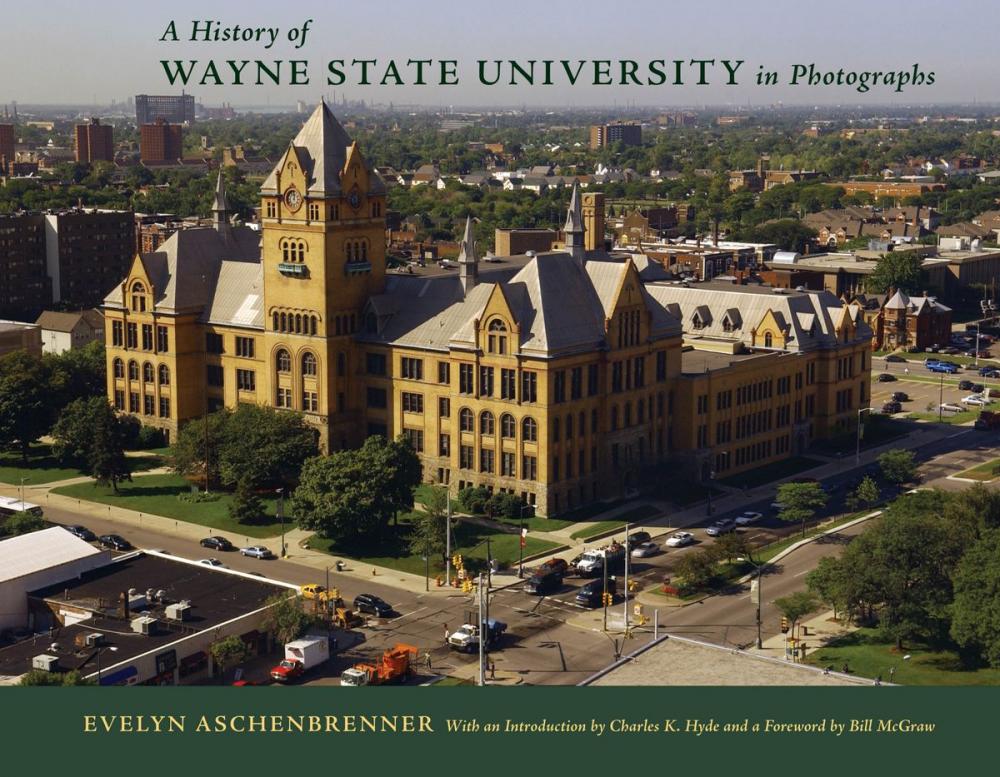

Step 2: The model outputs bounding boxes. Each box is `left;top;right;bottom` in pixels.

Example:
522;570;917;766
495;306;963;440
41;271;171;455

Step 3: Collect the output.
447;619;508;653
270;636;330;683
340;643;418;686
575;542;626;577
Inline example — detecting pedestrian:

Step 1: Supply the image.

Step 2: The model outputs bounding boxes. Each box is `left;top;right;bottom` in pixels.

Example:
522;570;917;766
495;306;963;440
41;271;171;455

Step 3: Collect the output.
842;662;850;674
444;623;449;643
904;367;909;375
489;661;496;680
874;675;882;686
889;666;895;683
425;652;433;671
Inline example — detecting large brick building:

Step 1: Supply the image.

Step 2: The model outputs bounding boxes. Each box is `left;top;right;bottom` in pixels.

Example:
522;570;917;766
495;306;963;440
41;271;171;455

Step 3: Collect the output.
589;122;642;150
0;124;14;170
140;119;184;163
74;118;114;163
102;104;872;515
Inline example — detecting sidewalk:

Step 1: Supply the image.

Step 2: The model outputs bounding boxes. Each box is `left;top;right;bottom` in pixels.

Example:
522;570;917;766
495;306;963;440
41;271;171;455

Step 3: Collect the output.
746;609;855;662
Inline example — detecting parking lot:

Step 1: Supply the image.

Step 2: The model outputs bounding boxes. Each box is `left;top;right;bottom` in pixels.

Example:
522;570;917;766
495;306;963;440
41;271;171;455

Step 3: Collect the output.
871;358;999;416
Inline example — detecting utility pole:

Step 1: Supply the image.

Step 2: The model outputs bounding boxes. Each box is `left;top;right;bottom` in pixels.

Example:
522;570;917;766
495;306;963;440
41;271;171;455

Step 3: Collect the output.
445;491;451;587
602;557;609;633
477;572;485;687
623;522;630;634
938;372;944;422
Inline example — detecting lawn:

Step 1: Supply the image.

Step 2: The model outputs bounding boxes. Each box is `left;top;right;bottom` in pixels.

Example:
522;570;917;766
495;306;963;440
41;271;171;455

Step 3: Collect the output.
805;628;1000;686
755;508;879;563
52;473;284;538
568;504;661;541
414;483;574;532
718;456;822;489
906;409;981;425
954;457;1000;482
0;445;92;486
308;511;560;576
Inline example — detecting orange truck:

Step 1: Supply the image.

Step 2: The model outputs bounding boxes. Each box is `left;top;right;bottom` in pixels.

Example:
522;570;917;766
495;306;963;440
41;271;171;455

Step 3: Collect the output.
340;643;418;686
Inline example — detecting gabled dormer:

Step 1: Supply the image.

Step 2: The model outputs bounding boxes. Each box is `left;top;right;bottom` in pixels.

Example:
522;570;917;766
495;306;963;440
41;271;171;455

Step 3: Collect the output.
752;308;789;349
477;283;520;357
607;259;647;348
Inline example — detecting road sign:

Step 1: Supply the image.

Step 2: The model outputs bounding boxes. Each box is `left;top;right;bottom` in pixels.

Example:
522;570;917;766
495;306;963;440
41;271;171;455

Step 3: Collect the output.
750;579;760;605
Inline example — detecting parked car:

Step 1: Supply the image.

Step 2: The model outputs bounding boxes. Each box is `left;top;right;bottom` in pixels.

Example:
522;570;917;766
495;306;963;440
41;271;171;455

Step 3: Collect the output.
891;391;909;402
959;380;974;391
630;542;660;558
98;534;132;551
241;545;275;559
734;511;762;526
665;531;694;548
575;578;617;608
626;530;651;549
927;362;959;374
198;558;226;567
200;536;235;551
353;593;392;617
64;525;96;542
535;558;569;577
979;367;1000;378
876;373;896;382
971;383;986;394
881;400;902;414
942;346;961;355
524;568;563;595
884;354;906;363
705;518;736;536
962;395;990;406
939;402;963;413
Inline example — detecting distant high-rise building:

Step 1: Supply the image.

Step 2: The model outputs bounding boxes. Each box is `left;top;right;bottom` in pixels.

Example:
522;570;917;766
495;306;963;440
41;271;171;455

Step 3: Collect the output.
0;123;14;169
140;118;184;163
135;93;195;125
589;121;642;150
0;213;50;320
43;209;135;308
74;118;114;163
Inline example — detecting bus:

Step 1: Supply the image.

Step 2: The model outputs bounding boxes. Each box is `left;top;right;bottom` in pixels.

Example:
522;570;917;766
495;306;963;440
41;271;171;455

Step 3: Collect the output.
0;496;43;517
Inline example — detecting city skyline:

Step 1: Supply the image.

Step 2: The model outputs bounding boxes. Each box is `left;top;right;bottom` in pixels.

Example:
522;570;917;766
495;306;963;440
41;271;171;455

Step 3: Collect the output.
1;0;997;107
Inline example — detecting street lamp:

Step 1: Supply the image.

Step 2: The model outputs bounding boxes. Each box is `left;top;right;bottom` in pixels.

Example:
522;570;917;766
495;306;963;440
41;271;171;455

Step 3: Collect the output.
517;502;530;579
95;645;118;686
19;477;27;506
938;371;945;423
739;556;764;650
855;407;873;466
275;488;286;558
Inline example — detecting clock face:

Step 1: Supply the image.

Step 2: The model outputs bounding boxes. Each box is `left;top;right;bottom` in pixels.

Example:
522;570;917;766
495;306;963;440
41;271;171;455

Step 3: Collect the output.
348;189;361;210
284;188;302;211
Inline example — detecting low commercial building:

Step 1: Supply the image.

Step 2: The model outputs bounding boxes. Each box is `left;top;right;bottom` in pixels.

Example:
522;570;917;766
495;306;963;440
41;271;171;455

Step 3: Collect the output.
0;550;294;685
34;309;104;354
0;320;41;357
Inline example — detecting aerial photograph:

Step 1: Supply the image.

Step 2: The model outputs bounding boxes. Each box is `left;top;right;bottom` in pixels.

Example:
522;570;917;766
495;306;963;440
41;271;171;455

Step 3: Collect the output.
2;0;1000;693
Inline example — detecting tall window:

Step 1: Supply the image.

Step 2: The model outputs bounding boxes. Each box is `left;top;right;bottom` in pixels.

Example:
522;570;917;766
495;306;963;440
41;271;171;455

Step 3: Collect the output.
113;358;124;378
158;364;170;385
764;332;773;348
130;281;146;312
128;360;139;380
302;352;317;376
487;319;508;354
276;349;291;373
460;408;474;432
500;413;516;439
156;325;169;352
522;417;538;442
480;411;495;436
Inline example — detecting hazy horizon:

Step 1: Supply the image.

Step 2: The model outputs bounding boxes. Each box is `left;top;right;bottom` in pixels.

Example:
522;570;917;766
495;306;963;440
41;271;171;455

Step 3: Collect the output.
2;0;997;107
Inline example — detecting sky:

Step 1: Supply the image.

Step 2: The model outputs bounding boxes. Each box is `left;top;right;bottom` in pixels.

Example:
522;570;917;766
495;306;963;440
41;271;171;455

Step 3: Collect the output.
2;0;998;108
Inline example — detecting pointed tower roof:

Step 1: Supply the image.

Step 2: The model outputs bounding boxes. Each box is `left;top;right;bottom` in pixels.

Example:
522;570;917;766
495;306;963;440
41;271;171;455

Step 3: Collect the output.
563;181;583;235
260;101;383;197
212;170;229;214
458;216;477;264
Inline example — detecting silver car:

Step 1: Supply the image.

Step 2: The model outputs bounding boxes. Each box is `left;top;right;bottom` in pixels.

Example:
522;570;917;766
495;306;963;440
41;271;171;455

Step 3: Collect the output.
241;545;275;559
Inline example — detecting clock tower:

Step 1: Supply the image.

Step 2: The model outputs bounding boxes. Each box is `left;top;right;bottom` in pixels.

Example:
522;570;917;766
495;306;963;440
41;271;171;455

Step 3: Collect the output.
259;101;387;450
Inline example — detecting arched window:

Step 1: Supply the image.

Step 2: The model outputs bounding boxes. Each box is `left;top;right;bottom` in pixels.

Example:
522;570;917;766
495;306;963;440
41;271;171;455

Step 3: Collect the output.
113;358;124;378
295;314;302;334
500;413;516;439
280;312;287;332
310;316;317;336
361;241;368;261
276;349;291;373
764;332;773;348
302;352;317;376
142;362;154;383
130;281;146;312
480;411;495;436
128;360;139;380
272;312;279;331
460;408;474;432
281;240;290;263
611;406;619;431
522;416;537;442
297;241;305;262
487;319;508;354
158;364;170;386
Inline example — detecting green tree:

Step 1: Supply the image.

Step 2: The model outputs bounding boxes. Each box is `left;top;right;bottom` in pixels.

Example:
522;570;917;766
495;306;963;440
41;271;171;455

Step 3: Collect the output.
806;556;851;622
210;634;251;682
218;404;319;489
169;410;230;488
0;351;53;463
19;669;95;686
865;253;924;294
408;510;447;565
261;593;312;645
674;549;718;591
845;475;880;512
713;531;752;565
951;529;1000;667
3;510;47;537
90;402;131;493
878;449;918;487
45;341;106;407
382;435;423;522
776;482;828;537
774;591;819;636
228;477;264;524
51;396;108;465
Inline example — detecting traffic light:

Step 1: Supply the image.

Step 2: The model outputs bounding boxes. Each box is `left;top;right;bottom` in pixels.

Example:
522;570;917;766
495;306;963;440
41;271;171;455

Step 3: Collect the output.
780;616;790;634
452;554;463;569
462;579;473;593
602;592;614;607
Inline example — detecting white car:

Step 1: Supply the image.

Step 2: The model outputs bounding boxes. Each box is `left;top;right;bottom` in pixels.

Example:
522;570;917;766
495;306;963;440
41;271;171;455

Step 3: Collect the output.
961;394;989;406
198;558;226;568
241;545;275;559
939;403;963;413
630;541;660;558
735;511;762;526
665;532;694;548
